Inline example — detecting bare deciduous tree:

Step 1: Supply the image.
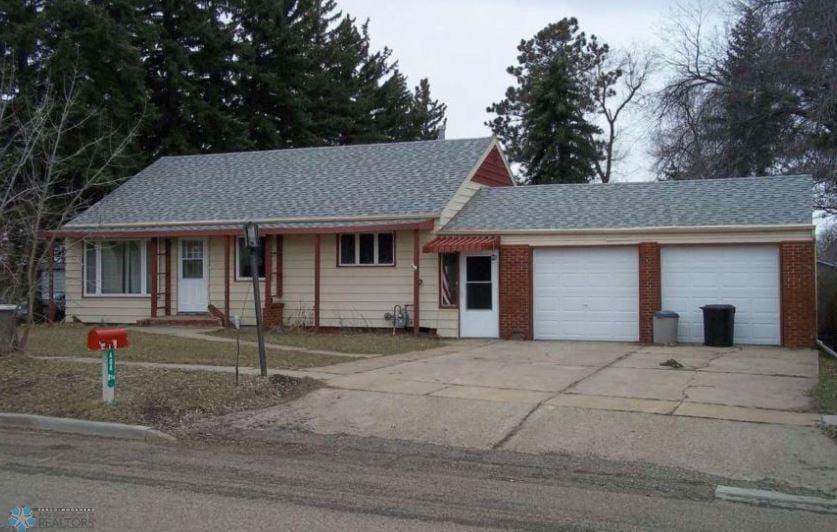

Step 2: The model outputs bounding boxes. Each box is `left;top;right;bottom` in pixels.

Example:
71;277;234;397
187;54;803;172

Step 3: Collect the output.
591;49;654;183
0;62;141;351
653;1;728;180
654;0;836;201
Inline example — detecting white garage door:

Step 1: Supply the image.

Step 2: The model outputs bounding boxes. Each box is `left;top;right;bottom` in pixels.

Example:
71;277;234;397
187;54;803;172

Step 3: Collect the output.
661;246;780;345
534;247;639;341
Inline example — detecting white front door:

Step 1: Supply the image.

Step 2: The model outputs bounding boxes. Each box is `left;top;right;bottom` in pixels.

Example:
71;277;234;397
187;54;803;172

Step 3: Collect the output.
661;245;780;345
178;239;208;313
533;247;639;341
459;252;499;338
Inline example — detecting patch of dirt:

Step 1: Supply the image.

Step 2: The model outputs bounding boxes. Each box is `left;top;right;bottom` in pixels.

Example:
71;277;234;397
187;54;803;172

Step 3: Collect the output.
178;375;323;439
271;374;321;401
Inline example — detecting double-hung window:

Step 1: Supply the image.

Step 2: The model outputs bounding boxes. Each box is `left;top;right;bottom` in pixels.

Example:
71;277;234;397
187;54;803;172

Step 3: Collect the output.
84;240;148;296
236;237;266;280
338;232;394;266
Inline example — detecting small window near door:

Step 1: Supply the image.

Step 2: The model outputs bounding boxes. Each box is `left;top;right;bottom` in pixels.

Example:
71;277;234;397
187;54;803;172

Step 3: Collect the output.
439;253;459;308
465;256;492;310
236;237;266;280
181;241;204;279
338;232;395;266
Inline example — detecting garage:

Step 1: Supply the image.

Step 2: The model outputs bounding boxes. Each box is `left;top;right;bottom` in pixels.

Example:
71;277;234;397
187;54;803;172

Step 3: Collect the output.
661;246;781;345
533;247;639;341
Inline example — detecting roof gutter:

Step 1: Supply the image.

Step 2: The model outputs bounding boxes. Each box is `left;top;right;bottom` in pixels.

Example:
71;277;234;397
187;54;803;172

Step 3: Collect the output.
63;212;440;230
49;219;436;239
438;224;815;236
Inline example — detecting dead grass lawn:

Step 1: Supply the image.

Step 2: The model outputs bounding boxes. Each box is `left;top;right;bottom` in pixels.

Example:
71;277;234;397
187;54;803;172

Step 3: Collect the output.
23;324;348;368
210;327;443;355
0;354;318;430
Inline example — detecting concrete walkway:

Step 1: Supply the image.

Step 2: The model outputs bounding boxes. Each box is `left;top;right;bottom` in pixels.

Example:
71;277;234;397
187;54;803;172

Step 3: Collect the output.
129;326;375;358
32;340;487;381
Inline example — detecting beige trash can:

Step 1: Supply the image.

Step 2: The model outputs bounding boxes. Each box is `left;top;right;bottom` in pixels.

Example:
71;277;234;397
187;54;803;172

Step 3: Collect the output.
653;310;679;345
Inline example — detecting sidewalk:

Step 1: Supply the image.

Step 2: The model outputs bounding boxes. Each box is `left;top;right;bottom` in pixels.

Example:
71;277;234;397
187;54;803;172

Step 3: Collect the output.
31;341;472;381
32;355;342;381
129;326;374;358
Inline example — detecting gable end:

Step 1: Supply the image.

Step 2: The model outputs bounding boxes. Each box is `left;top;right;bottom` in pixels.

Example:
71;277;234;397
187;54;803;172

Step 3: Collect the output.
471;147;513;187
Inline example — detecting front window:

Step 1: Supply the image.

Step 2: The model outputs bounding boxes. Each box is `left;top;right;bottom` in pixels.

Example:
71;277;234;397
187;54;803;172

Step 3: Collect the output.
439;253;459;308
84;240;148;296
338;232;395;266
236;237;266;280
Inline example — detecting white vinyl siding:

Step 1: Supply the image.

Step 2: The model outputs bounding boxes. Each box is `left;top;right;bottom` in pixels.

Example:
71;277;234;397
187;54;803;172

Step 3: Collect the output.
280;232;458;335
65;232;459;335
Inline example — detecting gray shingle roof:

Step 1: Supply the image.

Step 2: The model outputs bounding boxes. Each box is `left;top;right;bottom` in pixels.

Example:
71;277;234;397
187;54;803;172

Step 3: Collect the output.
442;175;813;232
67;137;494;227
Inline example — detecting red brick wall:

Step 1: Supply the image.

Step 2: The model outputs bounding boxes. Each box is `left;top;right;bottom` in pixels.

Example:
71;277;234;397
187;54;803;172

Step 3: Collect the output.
780;241;816;348
264;303;285;330
472;147;513;187
638;243;661;344
499;245;532;340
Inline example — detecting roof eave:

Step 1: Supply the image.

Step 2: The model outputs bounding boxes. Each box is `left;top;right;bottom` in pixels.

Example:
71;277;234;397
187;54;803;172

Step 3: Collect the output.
61;213;441;231
50;218;436;239
439;223;816;235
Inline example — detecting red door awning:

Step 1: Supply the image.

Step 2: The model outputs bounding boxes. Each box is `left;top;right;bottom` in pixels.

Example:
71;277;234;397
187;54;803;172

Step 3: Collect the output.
422;235;500;253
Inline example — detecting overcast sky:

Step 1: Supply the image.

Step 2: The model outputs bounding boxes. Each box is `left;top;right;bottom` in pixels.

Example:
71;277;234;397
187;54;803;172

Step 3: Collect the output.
339;0;686;182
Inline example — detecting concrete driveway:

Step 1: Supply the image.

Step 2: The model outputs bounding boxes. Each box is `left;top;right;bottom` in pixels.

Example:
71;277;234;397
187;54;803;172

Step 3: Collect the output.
240;341;837;495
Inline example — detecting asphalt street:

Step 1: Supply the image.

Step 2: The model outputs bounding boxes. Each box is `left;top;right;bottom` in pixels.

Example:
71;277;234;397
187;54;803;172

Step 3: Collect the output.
1;427;835;531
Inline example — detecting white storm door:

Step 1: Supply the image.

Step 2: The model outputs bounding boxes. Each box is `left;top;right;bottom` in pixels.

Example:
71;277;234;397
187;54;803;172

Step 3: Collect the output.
459;252;499;338
178;239;208;313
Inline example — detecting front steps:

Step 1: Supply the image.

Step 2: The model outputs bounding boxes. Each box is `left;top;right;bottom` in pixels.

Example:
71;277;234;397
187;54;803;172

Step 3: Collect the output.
136;315;223;327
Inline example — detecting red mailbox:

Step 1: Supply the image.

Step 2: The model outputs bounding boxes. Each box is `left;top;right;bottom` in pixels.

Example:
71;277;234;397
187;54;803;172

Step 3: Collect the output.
87;328;129;351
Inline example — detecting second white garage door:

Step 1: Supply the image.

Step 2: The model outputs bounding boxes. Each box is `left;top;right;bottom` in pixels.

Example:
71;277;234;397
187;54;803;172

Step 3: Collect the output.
534;247;639;341
661;246;780;345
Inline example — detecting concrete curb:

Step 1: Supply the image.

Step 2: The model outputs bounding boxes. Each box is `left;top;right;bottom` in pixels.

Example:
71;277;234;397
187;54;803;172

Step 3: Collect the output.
715;486;837;514
821;414;837;427
0;413;176;443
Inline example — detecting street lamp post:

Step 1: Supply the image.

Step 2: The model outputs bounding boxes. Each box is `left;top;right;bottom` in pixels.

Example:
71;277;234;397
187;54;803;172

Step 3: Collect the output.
244;222;268;377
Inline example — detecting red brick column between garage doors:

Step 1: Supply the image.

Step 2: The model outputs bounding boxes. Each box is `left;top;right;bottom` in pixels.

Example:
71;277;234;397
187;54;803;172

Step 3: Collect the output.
497;242;816;348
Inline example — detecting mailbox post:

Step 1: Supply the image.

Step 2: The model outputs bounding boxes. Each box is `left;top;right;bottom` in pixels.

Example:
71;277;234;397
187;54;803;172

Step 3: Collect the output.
87;328;129;404
244;222;268;377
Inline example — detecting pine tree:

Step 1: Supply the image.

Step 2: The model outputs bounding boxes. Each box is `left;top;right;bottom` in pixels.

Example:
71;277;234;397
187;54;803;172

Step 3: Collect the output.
0;0;43;92
304;12;446;144
718;6;794;176
408;78;447;140
2;0;448;167
137;0;247;156
231;0;316;149
2;0;148;179
487;18;603;184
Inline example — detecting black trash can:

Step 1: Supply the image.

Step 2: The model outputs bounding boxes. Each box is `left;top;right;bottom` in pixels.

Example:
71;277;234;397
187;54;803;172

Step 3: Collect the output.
701;304;735;347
